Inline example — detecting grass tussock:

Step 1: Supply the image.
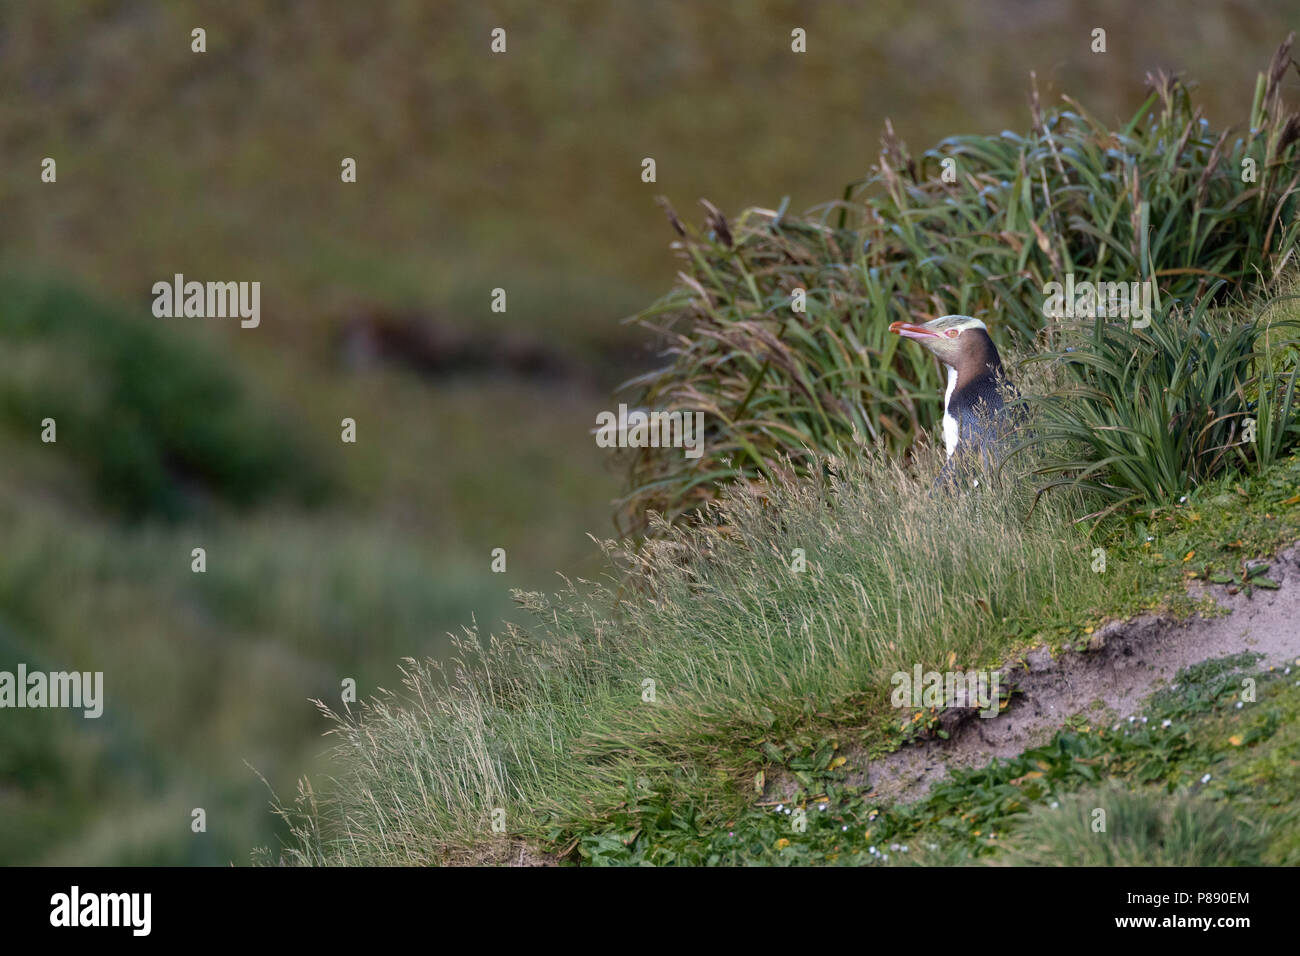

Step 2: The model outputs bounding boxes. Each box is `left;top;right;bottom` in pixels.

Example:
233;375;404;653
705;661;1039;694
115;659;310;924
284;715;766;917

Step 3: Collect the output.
993;783;1271;866
264;434;1110;865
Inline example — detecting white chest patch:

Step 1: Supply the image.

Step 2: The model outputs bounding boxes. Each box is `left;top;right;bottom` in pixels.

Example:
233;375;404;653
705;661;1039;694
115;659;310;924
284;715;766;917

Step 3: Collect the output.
942;366;959;457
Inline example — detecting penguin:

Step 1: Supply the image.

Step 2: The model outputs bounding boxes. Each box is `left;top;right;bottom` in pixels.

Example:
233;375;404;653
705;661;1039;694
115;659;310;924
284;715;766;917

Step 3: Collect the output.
889;314;1015;485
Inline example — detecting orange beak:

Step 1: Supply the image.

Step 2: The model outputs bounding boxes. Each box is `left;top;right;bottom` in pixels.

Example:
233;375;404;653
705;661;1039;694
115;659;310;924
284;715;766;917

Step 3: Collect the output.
890;321;939;340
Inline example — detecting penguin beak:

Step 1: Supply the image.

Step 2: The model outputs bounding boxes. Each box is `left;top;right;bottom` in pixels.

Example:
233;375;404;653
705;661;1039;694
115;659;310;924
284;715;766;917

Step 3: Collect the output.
889;321;939;341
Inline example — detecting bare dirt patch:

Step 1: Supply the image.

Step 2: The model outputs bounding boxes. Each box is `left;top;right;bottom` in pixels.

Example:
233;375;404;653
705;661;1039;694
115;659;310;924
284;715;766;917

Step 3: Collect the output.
767;540;1300;807
477;838;560;867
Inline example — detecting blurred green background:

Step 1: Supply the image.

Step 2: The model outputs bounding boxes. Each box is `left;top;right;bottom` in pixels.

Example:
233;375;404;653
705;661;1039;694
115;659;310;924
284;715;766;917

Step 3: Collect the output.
1;0;1296;864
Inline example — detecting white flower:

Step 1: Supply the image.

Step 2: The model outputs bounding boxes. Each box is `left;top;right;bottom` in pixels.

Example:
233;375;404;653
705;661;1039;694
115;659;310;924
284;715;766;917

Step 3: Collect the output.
1201;773;1212;784
1236;701;1244;709
1162;719;1172;728
1050;801;1059;809
818;803;828;811
774;804;784;813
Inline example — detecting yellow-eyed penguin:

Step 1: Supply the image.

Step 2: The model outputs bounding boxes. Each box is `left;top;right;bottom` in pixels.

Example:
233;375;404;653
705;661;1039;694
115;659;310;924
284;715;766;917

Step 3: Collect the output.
889;314;1014;484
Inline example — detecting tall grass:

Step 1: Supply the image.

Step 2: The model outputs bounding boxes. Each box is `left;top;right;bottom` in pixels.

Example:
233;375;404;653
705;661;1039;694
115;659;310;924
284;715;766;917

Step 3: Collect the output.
1010;283;1300;512
266;436;1112;865
620;37;1300;533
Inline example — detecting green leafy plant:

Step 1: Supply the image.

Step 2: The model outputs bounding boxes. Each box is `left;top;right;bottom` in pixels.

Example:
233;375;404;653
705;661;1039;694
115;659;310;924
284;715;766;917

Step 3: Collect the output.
1194;560;1280;596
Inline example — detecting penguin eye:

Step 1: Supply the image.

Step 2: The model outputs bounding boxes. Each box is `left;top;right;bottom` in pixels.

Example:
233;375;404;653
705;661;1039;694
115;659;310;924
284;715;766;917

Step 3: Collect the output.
945;328;960;338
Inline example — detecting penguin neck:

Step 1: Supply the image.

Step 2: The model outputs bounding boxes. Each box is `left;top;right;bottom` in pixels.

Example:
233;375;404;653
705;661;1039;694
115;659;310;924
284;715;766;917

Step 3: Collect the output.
942;367;960;457
941;331;1003;458
943;366;959;414
945;333;1002;403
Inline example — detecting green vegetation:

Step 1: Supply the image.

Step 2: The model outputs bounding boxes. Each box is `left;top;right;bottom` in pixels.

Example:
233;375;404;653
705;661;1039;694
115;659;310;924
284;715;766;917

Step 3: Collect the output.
994;785;1272;867
0;273;331;518
0;277;614;865
264;425;1300;863
5;4;1298;867
1013;282;1300;511
621;41;1300;530
259;35;1300;867
550;653;1300;866
263;437;1092;864
14;2;1290;347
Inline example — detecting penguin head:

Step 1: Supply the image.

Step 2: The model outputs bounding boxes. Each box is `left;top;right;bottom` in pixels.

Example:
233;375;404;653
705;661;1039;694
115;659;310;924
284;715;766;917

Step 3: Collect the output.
889;314;993;371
